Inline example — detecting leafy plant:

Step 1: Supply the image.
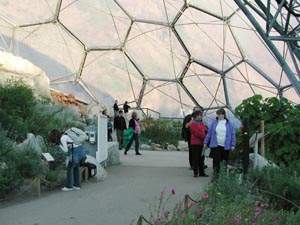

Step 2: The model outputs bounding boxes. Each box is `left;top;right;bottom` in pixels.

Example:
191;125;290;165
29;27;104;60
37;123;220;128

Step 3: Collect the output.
235;95;300;166
248;166;300;211
141;118;181;147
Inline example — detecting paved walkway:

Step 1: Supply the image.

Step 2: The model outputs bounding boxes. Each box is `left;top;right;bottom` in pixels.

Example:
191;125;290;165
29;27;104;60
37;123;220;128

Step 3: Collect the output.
0;151;212;225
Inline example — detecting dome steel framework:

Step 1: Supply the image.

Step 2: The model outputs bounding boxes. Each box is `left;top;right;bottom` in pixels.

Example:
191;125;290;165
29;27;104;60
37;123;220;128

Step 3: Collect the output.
0;0;299;117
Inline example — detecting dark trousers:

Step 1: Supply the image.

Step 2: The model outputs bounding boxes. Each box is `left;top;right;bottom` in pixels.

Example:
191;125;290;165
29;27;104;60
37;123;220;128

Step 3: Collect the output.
190;145;205;175
108;129;113;142
116;129;124;149
66;161;80;188
125;133;140;154
212;146;229;174
188;139;192;168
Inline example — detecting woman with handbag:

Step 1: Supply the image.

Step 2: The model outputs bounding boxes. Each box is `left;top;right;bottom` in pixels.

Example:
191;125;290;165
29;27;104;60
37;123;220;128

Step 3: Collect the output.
204;108;236;176
124;111;142;155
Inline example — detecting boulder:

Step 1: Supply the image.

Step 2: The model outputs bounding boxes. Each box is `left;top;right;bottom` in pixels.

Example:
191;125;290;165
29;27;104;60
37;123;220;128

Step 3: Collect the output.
167;144;177;151
150;143;163;151
106;142;120;166
141;144;151;150
177;141;189;151
16;133;46;154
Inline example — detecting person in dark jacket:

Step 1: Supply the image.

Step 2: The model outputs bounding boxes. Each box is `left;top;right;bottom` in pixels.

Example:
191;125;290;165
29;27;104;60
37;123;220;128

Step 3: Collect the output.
123;101;131;114
114;110;127;150
182;106;202;168
113;100;119;117
186;110;208;177
102;109;113;141
124;111;141;155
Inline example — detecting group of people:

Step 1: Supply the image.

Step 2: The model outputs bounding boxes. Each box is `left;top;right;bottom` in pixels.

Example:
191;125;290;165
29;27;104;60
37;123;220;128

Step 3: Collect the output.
49;100;236;191
113;100;142;155
182;107;236;178
113;100;130;117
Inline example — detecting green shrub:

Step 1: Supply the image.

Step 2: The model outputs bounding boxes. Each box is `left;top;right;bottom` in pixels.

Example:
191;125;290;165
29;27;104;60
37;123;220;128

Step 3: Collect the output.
46;145;66;170
235;95;300;166
0;128;23;197
26;102;85;139
147;169;300;225
0;81;35;139
15;147;47;178
0;162;23;198
248;167;300;210
141;118;181;147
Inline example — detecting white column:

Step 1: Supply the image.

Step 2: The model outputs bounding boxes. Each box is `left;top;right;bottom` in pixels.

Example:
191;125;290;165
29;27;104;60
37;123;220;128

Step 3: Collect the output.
96;113;108;163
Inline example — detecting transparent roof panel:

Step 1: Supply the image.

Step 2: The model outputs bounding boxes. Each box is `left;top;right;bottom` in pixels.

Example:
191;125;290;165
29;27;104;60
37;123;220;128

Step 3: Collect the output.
189;0;239;18
175;8;240;71
0;0;57;26
183;63;226;108
142;80;194;117
283;87;300;105
230;12;292;87
81;50;143;106
60;0;131;48
0;19;13;51
13;23;83;81
226;62;278;108
117;0;183;23
126;22;188;79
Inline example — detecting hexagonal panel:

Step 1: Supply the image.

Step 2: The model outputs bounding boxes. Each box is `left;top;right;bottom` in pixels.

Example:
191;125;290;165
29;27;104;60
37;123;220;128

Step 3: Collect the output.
80;50;143;106
189;0;239;18
183;63;226;108
283;87;300;104
0;0;57;26
117;0;184;23
59;0;131;48
126;22;188;79
141;80;195;117
0;18;14;51
230;12;291;87
14;23;83;80
225;62;278;108
175;7;242;71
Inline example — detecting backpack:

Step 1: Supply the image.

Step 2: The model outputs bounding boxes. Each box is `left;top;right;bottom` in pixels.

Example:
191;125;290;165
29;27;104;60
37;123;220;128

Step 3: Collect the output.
65;127;88;145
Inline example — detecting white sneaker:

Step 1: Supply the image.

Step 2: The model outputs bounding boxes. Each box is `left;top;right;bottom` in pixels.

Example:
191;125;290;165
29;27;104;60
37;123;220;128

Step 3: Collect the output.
73;186;81;190
61;187;74;191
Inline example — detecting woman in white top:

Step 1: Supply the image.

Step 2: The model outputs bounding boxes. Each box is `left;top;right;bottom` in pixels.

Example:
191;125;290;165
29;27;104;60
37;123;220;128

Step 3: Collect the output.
204;108;236;175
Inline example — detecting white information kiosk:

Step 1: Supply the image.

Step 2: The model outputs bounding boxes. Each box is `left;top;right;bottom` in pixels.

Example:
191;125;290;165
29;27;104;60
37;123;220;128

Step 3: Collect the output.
96;113;108;163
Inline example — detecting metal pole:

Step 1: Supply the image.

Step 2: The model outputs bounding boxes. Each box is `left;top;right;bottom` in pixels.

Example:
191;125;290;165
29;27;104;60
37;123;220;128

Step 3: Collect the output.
234;0;300;95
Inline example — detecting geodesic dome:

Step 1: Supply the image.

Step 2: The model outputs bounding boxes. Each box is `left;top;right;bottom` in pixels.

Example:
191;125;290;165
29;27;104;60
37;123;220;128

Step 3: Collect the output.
0;0;299;117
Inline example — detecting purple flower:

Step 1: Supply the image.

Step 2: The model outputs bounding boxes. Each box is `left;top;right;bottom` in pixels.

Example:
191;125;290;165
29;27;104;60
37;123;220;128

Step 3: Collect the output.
171;188;176;195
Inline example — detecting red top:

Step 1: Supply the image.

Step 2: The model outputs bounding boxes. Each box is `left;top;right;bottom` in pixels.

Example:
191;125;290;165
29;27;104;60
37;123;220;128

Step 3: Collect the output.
189;120;207;145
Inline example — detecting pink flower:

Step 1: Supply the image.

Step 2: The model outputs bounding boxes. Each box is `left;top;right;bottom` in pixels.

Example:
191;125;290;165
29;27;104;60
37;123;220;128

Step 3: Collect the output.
154;218;162;225
232;215;242;225
201;192;209;201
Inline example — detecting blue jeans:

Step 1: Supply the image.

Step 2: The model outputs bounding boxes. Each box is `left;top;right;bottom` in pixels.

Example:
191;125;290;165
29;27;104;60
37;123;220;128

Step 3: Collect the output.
66;146;85;188
66;161;80;188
